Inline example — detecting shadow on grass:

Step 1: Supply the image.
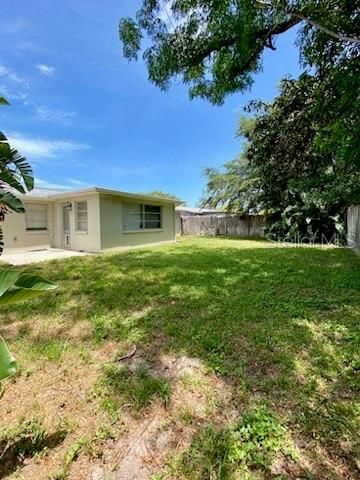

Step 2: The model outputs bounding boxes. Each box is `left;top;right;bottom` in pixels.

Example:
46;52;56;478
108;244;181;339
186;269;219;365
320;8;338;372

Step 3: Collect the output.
0;428;67;477
2;240;360;477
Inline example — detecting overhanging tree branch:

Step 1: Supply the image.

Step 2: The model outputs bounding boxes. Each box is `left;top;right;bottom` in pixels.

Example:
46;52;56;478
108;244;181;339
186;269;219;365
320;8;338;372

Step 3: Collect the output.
256;0;360;45
292;12;360;44
185;15;301;69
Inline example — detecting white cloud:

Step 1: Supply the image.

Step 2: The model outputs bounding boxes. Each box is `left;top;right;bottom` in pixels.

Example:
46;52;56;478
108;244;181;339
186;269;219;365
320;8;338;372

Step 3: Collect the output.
7;132;90;160
36;64;55;77
35;178;72;190
67;179;90;187
34;178;91;190
0;63;29;103
0;83;28;102
0;63;27;85
35;105;76;125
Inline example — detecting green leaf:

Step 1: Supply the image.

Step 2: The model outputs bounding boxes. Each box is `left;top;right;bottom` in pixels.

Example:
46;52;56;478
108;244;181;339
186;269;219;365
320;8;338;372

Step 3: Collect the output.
0;191;25;213
0;336;18;381
0;145;34;192
0;167;26;194
0;270;21;297
0;97;10;106
0;270;57;306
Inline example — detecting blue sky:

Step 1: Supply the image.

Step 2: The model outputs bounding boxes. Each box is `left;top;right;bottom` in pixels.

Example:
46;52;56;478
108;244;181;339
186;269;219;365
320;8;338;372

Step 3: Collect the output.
0;0;301;206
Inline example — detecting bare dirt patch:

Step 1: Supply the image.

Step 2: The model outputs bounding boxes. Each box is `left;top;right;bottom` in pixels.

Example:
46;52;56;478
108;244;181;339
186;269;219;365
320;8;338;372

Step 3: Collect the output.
67;352;233;480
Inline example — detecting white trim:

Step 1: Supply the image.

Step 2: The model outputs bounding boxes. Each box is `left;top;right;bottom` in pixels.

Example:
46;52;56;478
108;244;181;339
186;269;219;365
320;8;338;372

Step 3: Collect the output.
74;200;88;233
20;187;180;205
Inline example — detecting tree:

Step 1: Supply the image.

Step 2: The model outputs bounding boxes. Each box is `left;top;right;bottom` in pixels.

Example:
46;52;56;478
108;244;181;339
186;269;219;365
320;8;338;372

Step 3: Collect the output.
201;155;261;214
119;1;360;104
143;190;184;203
203;73;360;239
201;117;262;213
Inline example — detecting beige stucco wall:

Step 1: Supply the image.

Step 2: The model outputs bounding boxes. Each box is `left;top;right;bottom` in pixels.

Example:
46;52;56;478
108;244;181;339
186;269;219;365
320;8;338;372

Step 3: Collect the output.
2;201;54;251
52;194;101;252
99;194;176;250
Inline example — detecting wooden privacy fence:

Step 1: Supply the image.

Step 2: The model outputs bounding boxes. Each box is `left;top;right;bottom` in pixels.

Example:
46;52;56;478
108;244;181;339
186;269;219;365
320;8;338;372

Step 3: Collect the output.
347;205;360;253
181;214;265;237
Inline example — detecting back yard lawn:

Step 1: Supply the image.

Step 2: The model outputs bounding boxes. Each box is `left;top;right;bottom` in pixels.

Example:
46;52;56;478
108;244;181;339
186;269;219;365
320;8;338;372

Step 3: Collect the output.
0;237;359;479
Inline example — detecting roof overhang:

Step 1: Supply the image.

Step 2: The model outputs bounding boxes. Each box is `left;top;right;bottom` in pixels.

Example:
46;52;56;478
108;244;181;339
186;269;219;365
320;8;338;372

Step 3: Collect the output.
21;187;181;205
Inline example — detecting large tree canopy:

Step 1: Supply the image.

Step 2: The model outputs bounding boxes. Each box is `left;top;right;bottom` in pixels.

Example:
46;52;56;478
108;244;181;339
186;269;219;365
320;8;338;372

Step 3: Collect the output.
119;0;360;104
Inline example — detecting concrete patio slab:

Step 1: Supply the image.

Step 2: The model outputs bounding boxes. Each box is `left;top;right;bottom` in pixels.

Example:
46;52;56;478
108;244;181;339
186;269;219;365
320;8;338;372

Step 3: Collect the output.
1;247;91;266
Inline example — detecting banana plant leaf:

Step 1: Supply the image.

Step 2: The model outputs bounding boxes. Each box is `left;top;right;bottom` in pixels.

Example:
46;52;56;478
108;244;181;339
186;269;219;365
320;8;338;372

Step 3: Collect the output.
0;270;57;381
0;190;25;213
0;270;57;306
0;336;18;381
0;142;34;192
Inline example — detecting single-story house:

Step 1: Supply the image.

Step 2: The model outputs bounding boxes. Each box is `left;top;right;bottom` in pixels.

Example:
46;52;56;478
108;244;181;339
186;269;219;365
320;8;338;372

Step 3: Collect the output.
3;187;178;253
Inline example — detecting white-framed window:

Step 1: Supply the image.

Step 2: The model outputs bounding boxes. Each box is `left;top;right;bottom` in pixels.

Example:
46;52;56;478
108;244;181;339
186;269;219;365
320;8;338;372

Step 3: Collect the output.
123;203;162;231
25;203;48;231
75;201;88;232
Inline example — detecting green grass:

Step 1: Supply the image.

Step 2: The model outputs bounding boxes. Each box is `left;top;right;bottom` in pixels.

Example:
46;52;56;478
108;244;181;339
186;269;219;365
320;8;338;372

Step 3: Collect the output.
173;407;295;479
0;419;67;477
1;237;360;478
96;365;171;417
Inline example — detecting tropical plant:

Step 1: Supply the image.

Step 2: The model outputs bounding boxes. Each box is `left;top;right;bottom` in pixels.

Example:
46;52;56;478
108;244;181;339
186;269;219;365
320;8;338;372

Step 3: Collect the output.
0;97;34;254
0;270;57;381
0;131;34;253
0;98;57;383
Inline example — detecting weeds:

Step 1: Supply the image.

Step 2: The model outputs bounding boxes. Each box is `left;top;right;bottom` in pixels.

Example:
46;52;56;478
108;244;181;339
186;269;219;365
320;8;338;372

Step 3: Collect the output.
176;407;295;479
0;419;47;458
96;365;171;416
0;419;67;477
51;436;91;480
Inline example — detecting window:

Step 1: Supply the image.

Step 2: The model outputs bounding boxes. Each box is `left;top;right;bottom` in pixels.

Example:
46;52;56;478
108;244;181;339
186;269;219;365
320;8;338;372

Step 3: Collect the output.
123;203;161;231
75;201;88;232
25;203;47;231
